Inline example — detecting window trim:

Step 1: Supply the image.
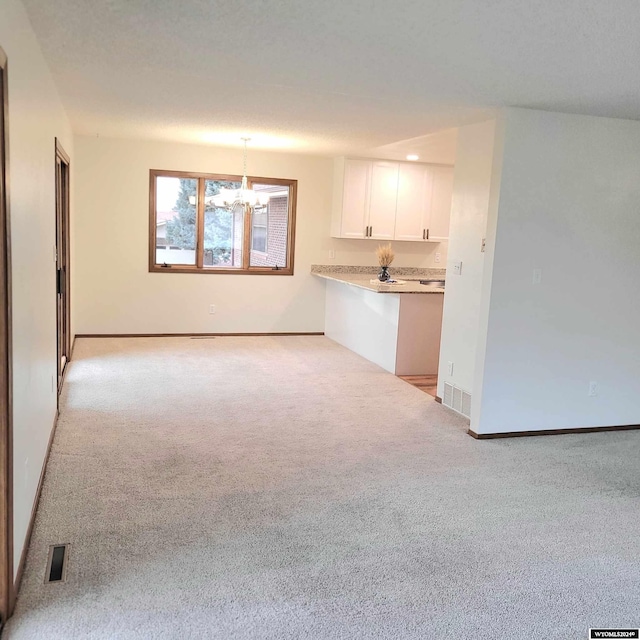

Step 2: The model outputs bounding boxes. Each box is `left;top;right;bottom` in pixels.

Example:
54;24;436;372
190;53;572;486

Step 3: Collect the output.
148;169;297;275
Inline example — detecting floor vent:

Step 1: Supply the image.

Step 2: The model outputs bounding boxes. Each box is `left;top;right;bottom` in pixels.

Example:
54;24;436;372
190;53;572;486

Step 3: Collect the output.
45;544;69;583
442;382;472;418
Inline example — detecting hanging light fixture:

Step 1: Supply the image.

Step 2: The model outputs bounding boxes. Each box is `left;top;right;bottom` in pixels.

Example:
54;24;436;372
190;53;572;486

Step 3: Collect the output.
212;137;269;211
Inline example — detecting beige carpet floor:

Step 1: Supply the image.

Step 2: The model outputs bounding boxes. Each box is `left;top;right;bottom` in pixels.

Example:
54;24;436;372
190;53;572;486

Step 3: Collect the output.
4;336;640;639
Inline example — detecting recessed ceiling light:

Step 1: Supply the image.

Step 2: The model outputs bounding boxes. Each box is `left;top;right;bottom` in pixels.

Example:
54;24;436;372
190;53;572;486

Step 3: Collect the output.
406;154;419;161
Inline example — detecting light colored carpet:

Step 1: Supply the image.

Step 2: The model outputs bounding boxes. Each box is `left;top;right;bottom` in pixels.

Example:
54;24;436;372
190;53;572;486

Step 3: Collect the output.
4;336;640;639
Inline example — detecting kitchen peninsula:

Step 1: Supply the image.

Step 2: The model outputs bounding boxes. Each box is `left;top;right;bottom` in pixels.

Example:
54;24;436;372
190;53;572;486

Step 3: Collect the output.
312;265;445;376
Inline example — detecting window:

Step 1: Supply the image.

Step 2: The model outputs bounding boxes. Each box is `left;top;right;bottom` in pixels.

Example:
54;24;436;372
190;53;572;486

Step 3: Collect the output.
149;170;297;275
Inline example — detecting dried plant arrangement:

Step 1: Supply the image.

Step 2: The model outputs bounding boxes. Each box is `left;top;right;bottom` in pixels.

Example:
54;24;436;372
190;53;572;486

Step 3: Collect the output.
375;243;395;267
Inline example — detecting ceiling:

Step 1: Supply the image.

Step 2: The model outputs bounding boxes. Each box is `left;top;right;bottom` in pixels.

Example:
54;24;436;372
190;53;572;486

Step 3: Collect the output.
22;0;640;158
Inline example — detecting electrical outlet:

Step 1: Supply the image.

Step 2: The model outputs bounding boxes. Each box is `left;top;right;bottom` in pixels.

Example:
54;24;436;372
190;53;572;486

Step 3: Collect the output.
329;249;335;260
447;361;454;376
209;305;216;315
532;269;542;285
434;252;441;263
588;381;597;397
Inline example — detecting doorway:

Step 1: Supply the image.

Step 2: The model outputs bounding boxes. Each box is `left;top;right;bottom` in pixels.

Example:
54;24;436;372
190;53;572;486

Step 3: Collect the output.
0;45;14;623
55;140;70;395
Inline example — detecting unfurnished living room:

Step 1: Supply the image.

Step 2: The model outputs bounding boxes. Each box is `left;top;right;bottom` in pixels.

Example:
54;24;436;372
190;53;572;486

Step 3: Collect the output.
0;1;639;639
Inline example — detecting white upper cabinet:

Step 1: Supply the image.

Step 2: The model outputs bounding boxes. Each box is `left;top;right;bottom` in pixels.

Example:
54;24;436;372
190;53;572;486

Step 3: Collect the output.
368;161;398;240
428;165;454;242
332;157;453;242
337;158;371;239
395;163;433;241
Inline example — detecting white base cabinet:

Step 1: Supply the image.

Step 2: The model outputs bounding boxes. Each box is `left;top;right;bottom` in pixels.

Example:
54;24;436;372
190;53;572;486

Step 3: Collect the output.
331;157;453;242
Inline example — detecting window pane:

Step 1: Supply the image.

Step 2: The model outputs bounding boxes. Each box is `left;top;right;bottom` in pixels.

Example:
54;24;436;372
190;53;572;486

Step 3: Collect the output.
203;179;243;267
252;225;267;253
155;177;197;265
249;184;290;268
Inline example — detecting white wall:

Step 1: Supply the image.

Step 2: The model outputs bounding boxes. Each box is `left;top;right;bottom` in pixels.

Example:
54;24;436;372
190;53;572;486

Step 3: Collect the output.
437;120;496;398
321;237;446;270
0;0;73;576
473;108;640;434
73;137;442;334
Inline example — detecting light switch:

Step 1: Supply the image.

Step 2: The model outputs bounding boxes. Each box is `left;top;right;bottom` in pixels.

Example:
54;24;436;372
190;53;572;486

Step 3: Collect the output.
452;261;462;275
532;269;542;285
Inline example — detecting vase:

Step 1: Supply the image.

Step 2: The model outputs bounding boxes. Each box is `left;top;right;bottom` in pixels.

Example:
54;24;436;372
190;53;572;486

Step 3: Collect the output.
378;266;390;282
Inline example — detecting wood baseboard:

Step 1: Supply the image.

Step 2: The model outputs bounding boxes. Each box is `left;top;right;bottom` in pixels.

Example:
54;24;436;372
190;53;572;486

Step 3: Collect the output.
434;395;442;404
75;332;325;338
14;410;59;594
468;424;640;439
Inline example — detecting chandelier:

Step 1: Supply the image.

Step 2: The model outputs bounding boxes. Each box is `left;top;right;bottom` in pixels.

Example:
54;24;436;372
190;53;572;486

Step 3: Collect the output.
212;137;269;211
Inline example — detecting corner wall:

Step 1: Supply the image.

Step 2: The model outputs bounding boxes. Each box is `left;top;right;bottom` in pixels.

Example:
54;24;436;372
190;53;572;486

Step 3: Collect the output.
437;120;496;399
474;108;640;434
0;0;73;576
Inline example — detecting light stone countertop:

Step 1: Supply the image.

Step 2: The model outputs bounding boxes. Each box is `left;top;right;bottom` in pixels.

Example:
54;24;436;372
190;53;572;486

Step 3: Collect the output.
312;271;445;294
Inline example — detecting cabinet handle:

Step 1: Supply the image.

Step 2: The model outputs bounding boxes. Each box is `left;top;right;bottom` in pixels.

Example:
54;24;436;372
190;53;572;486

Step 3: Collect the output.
426;228;430;240
370;225;373;237
422;229;426;240
365;226;369;237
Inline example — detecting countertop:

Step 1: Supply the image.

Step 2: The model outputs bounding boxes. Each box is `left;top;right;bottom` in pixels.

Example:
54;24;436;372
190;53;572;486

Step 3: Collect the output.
312;271;445;294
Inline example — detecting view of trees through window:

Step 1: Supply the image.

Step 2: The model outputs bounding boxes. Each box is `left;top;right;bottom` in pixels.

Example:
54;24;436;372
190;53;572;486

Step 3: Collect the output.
151;170;297;274
157;177;242;266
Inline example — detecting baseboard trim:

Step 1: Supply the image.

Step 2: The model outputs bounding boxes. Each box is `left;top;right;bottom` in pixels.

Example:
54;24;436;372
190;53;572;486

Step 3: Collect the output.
14;410;59;593
75;332;325;338
468;424;640;439
434;395;442;404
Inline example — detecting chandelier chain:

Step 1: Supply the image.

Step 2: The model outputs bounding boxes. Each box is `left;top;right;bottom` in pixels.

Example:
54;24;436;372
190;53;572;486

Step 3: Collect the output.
241;137;250;180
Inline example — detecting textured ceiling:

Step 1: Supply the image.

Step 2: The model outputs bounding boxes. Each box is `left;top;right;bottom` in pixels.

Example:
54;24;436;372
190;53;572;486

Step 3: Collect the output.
21;0;640;156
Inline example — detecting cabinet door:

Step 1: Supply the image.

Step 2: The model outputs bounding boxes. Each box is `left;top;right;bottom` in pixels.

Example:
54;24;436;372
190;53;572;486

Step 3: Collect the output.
428;166;453;241
340;159;371;238
368;161;398;240
394;163;433;241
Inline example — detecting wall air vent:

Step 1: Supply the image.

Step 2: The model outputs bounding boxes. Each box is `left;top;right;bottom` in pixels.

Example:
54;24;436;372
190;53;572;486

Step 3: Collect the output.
442;382;472;418
443;382;453;407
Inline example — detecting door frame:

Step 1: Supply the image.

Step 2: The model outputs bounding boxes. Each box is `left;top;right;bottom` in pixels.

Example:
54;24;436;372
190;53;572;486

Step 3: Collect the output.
0;45;15;623
55;139;71;396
